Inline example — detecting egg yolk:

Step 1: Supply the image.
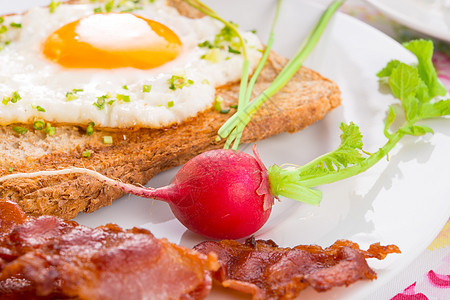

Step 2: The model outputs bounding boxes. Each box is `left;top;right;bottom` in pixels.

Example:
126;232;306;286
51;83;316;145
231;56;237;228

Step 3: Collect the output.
43;13;182;69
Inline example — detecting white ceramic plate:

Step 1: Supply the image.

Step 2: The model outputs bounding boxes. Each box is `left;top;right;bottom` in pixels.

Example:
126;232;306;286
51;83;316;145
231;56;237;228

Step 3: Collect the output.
366;0;450;42
3;1;450;299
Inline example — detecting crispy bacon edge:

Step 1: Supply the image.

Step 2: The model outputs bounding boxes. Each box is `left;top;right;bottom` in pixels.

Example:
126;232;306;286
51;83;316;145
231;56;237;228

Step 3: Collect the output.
194;237;401;300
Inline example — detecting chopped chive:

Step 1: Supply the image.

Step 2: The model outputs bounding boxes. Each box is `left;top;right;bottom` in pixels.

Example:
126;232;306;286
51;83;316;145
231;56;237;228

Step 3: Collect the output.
93;7;103;13
2;91;21;105
227;46;241;54
201;48;221;62
219;0;343;150
0;17;4;24
66;92;78;101
117;94;130;102
143;85;151;93
0;25;7;34
93;94;109;110
103;136;113;144
44;123;56;136
122;85;129;90
11;91;21;103
33;120;45;130
10;23;21;28
32;104;46;112
167;100;174;108
12;126;28;134
86;122;95;136
104;0;114;12
168;75;194;90
82;149;91;158
8;167;13;173
214;95;223;112
198;40;214;49
66;89;83;101
49;0;61;13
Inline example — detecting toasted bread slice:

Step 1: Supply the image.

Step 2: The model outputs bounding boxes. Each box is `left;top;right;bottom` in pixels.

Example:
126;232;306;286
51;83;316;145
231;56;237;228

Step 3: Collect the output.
0;1;341;219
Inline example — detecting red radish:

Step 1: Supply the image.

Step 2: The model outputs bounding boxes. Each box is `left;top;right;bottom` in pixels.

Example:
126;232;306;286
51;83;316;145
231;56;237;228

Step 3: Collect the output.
152;146;274;239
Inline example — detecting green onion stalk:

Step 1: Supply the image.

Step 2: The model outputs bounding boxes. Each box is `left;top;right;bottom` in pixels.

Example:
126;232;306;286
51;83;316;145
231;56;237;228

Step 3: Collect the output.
218;0;346;150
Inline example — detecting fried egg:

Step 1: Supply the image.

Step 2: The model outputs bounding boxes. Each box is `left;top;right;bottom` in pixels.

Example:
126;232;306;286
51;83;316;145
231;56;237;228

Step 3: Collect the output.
0;0;263;128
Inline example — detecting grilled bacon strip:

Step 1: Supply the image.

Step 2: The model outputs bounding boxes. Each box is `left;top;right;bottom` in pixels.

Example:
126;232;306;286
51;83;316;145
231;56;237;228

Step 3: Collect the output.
194;237;400;300
0;200;219;300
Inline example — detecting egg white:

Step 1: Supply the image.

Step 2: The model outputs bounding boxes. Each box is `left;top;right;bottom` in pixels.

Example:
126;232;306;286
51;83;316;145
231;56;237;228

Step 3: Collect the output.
0;0;263;128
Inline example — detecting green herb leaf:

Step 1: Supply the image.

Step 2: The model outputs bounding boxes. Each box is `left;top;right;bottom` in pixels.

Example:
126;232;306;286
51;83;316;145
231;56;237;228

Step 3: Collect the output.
0;25;7;34
94;95;109;110
117;94;130;102
143;85;152;93
44;123;56;136
32;104;46;112
49;0;61;13
399;124;434;136
168;75;194;90
301;122;365;177
33;120;45;130
12;126;28;134
86;122;95;136
384;105;397;138
403;39;447;98
66;92;78;101
388;63;420;121
10;91;21;103
103;135;113;144
214;95;224;112
82;149;92;158
377;60;401;78
419;99;450;119
227;46;241;54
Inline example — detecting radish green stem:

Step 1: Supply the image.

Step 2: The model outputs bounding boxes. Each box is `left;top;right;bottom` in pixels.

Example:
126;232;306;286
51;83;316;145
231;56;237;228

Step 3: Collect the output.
277;128;405;190
224;0;283;149
219;0;345;150
244;0;282;105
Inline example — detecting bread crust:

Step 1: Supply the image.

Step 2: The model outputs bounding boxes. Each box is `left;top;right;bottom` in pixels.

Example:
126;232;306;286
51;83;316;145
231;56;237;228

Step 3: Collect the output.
0;2;341;219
